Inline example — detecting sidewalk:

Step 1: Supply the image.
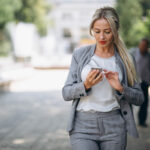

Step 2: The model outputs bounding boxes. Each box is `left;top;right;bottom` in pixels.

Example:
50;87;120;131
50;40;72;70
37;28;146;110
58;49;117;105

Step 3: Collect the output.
0;68;149;150
0;55;71;88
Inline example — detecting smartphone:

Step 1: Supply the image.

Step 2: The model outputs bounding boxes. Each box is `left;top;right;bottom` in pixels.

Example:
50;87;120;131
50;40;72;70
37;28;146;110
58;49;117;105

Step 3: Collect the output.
91;67;103;73
91;67;103;78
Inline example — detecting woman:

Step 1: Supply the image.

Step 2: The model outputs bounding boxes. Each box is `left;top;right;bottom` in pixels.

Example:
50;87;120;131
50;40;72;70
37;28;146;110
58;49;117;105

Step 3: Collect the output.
62;7;144;150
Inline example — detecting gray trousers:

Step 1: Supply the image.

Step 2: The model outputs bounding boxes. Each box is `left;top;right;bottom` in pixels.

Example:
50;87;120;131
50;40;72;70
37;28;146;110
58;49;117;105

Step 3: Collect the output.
69;109;127;150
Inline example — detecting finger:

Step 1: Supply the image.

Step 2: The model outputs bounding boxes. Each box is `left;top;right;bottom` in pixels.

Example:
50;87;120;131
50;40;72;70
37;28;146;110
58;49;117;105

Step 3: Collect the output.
107;71;118;77
93;73;104;83
90;70;100;80
105;71;115;75
105;71;116;78
105;74;111;79
115;72;119;76
88;70;100;82
105;73;114;79
88;69;95;75
103;69;107;73
88;70;97;78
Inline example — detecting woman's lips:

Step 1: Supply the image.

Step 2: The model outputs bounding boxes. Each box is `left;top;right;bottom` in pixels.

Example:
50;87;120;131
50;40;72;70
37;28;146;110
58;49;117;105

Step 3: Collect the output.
99;41;107;45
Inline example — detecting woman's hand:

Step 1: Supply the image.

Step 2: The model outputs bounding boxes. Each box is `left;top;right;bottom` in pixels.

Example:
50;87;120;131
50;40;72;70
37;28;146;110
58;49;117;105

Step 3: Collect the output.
104;69;123;93
84;69;104;90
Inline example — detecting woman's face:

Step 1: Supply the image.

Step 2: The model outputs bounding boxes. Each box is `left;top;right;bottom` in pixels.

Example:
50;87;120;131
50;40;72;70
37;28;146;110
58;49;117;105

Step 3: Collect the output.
92;18;114;47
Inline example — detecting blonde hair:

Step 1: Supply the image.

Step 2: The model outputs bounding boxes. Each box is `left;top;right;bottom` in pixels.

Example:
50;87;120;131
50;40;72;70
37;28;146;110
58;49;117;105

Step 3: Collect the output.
89;7;138;86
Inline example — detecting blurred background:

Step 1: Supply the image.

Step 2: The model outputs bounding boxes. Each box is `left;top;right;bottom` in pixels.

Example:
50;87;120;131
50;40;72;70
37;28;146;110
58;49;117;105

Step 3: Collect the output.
0;0;149;150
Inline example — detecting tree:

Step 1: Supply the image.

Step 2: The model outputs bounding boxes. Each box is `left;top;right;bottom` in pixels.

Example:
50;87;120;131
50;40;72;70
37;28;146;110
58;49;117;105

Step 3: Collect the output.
140;0;150;16
144;10;150;38
0;0;22;56
116;0;143;47
15;0;51;36
127;19;148;46
129;10;150;46
0;0;22;30
0;0;51;56
0;0;50;35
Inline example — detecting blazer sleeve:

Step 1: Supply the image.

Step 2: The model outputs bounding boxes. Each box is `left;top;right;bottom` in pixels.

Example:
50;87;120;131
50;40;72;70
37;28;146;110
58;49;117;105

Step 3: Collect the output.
115;52;144;106
62;50;91;101
122;82;144;106
123;53;144;106
115;81;144;106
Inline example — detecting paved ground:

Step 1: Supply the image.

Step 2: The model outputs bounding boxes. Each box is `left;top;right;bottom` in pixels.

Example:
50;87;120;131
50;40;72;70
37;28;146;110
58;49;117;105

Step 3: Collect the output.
0;69;149;150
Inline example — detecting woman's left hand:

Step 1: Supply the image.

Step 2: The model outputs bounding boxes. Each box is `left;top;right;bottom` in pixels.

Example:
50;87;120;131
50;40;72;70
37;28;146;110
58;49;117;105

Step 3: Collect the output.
103;69;123;93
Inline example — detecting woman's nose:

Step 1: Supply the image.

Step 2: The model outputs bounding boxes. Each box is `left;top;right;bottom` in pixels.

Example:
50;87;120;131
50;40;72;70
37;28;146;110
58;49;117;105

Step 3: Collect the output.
99;33;105;40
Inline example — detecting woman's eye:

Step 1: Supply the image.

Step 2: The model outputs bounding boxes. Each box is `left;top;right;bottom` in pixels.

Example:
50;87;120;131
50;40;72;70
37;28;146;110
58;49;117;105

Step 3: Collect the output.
93;30;111;34
105;31;111;34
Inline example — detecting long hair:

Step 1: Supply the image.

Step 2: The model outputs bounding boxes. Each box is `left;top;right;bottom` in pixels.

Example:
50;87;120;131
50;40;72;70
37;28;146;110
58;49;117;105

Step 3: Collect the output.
89;7;138;86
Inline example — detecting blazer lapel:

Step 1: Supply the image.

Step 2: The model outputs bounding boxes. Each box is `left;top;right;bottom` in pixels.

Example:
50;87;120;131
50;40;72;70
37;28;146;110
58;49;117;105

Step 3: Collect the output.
77;44;96;82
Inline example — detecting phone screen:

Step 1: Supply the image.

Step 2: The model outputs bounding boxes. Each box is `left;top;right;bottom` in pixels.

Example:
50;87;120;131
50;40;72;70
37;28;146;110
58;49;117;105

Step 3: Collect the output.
91;67;103;78
91;67;103;72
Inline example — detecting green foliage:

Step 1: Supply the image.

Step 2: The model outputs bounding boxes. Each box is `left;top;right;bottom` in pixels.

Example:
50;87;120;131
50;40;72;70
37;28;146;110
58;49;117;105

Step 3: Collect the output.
0;29;12;56
0;0;22;29
0;0;51;35
144;10;150;38
0;0;19;56
116;0;150;48
116;0;143;47
15;0;51;36
127;20;148;46
140;0;150;16
0;0;51;56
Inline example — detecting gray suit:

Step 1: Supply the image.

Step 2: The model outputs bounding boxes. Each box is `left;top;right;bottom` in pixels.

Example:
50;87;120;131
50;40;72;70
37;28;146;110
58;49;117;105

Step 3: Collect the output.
62;44;144;138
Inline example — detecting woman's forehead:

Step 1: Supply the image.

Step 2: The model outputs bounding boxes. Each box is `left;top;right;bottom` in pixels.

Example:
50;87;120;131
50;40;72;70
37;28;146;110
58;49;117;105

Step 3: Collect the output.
93;19;110;29
93;27;111;30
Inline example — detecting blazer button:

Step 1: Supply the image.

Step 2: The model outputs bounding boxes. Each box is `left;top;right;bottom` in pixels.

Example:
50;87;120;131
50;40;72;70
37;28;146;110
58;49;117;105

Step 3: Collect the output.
80;94;84;97
123;111;127;115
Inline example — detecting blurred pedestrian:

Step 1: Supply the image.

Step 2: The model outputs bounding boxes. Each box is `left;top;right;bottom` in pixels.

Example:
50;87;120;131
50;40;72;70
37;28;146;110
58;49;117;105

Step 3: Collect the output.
130;38;150;127
62;7;144;150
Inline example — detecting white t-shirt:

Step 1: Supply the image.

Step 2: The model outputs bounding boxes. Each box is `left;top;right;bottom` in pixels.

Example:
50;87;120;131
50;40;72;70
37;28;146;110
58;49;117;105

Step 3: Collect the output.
76;54;123;112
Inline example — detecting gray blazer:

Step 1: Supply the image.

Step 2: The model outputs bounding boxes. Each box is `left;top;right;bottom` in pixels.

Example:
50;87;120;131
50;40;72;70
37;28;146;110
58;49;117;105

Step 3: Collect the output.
62;44;144;138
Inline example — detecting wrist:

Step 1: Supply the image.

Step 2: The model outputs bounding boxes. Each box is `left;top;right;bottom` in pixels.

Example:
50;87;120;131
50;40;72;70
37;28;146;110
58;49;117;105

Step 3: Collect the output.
117;85;124;93
84;81;91;90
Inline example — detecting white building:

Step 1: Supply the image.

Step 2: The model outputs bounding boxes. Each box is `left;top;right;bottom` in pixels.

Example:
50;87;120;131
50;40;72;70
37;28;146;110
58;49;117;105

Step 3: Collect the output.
48;0;116;54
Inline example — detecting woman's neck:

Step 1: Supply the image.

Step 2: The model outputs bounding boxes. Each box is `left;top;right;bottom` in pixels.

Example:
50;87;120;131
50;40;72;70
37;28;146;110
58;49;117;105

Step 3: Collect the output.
95;43;115;58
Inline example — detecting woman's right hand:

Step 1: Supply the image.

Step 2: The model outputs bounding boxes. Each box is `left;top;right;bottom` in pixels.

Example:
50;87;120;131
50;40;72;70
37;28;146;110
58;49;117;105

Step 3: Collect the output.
84;69;104;90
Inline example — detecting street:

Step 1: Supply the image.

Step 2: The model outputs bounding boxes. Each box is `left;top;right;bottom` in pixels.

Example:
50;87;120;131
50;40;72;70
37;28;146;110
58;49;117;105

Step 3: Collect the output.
0;69;149;150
